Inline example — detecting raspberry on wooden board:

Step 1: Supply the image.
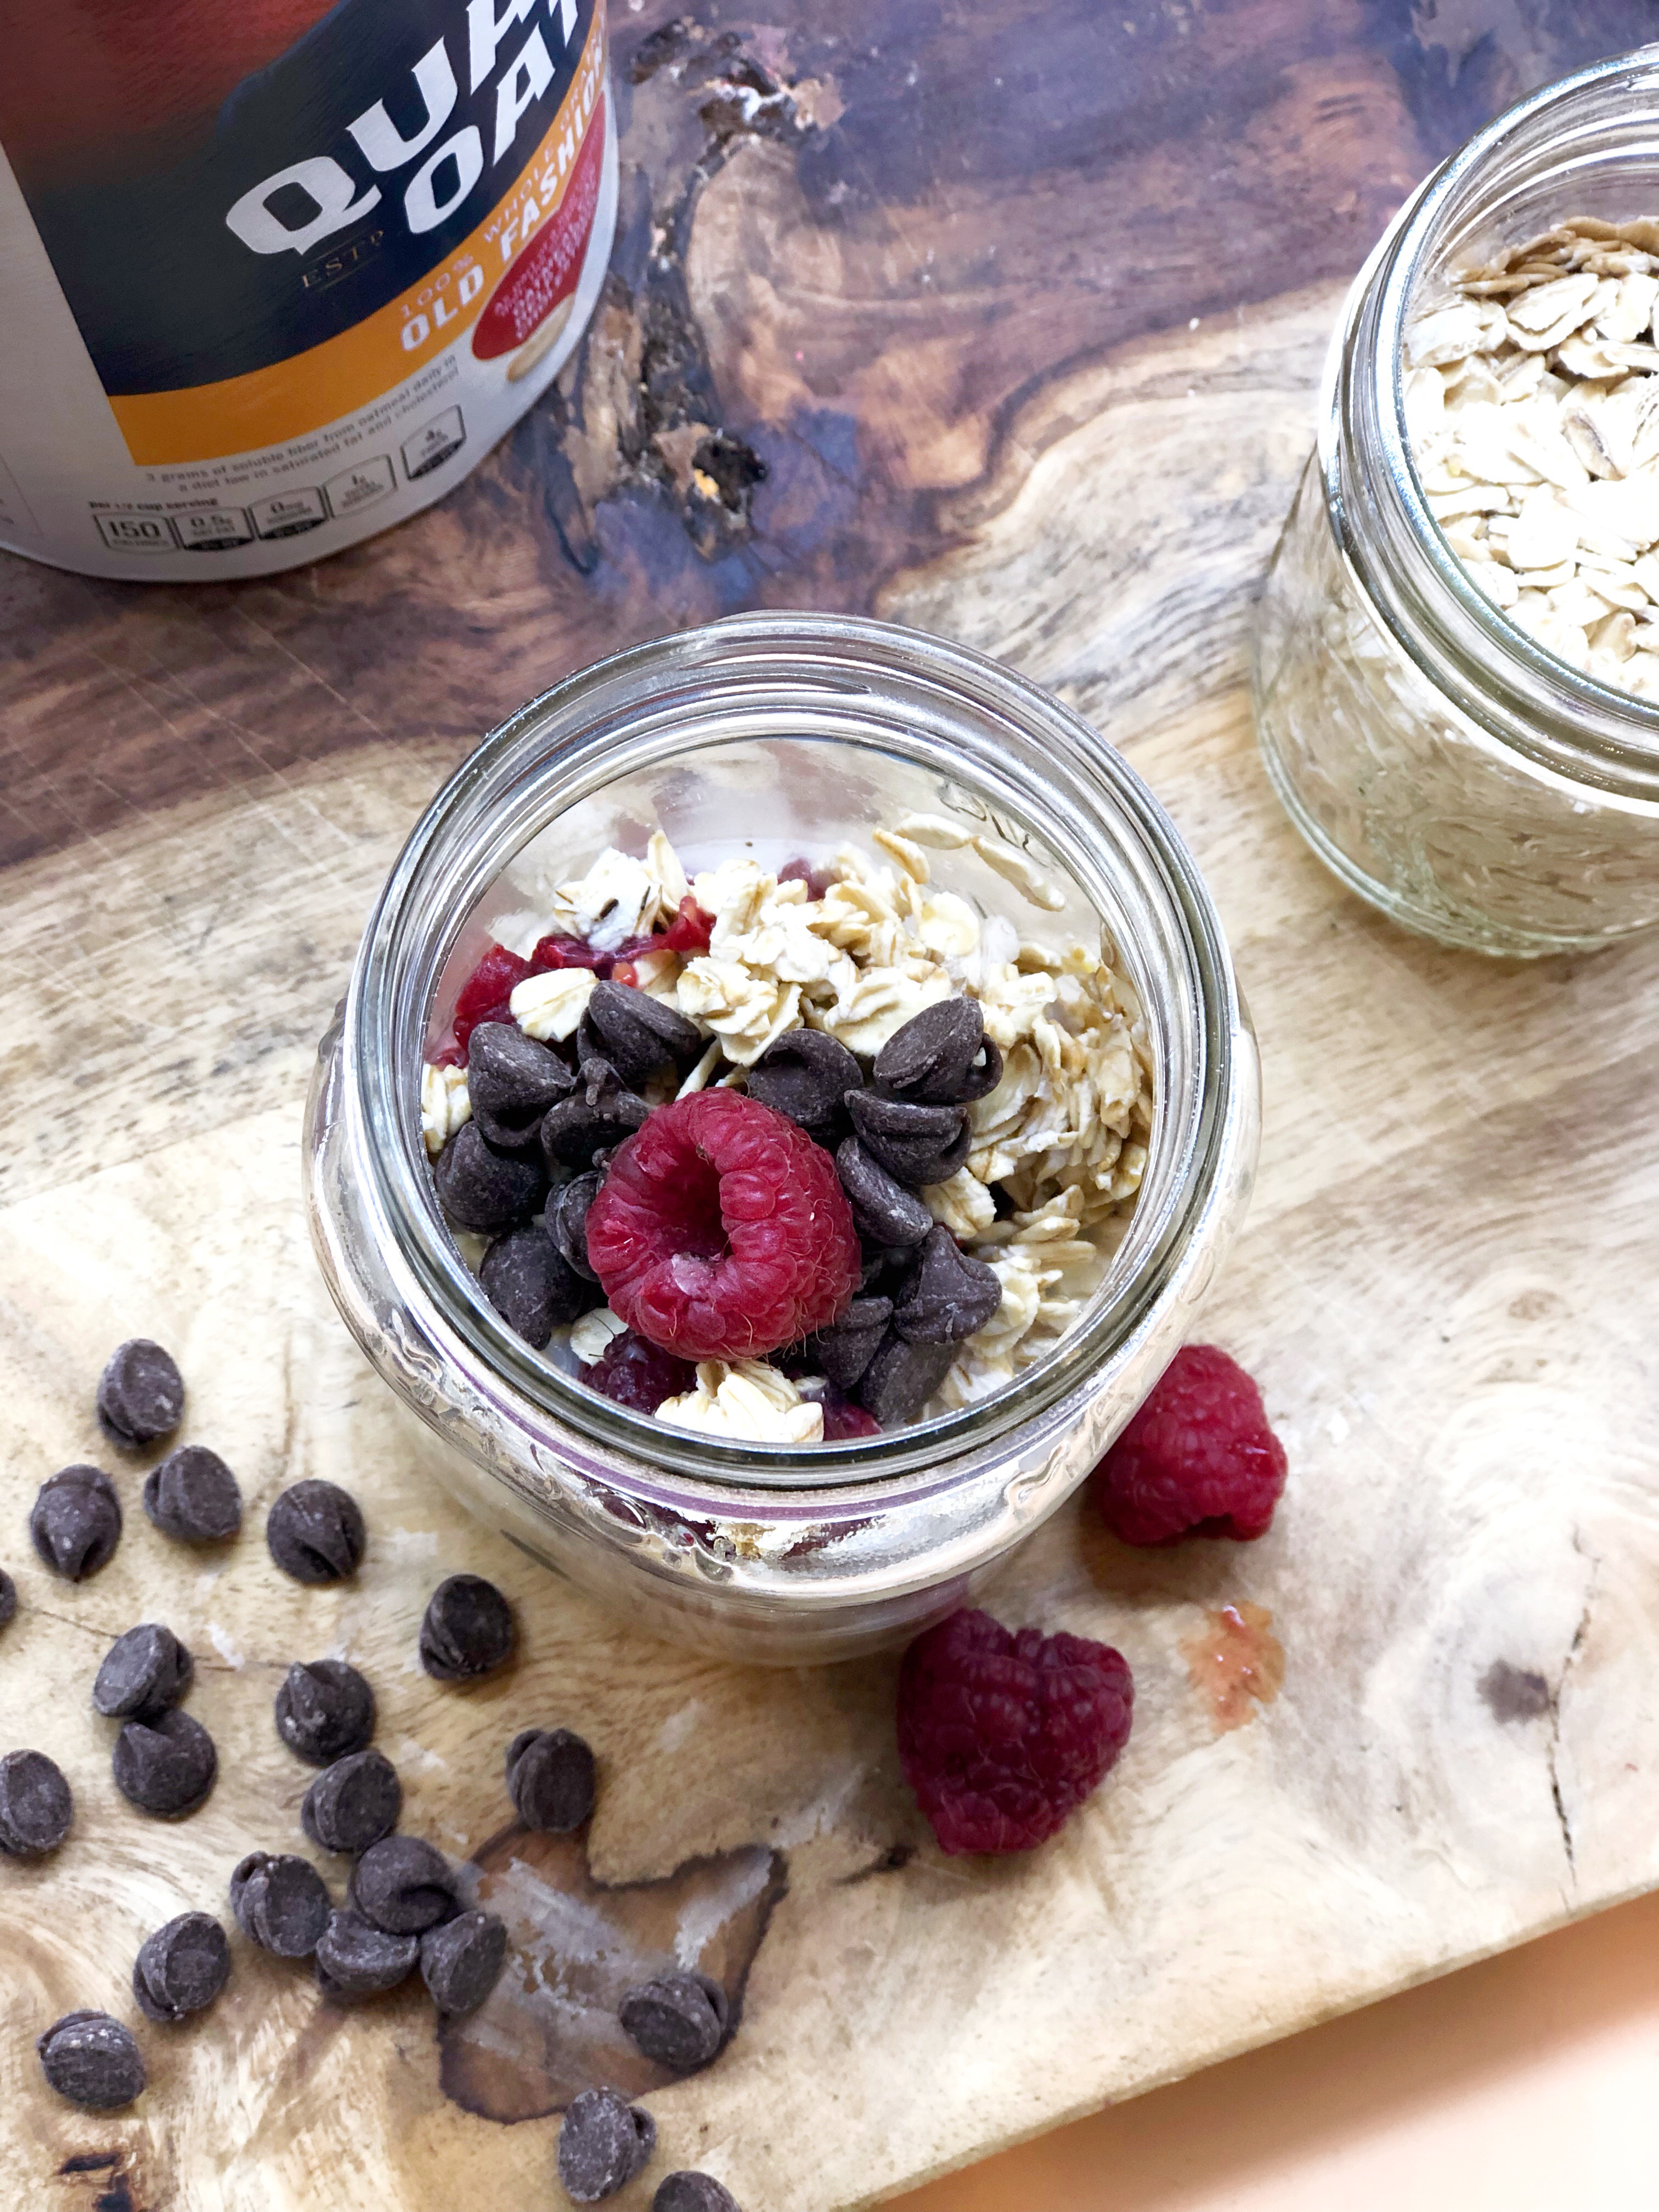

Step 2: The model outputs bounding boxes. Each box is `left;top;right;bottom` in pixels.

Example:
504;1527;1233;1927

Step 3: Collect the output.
1092;1343;1288;1545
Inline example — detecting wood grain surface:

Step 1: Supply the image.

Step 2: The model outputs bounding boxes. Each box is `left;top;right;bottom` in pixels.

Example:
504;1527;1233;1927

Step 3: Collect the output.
4;5;1659;2210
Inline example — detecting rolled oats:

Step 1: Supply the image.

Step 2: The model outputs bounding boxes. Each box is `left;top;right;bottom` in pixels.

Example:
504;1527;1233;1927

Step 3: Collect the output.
421;1064;471;1157
658;1359;825;1443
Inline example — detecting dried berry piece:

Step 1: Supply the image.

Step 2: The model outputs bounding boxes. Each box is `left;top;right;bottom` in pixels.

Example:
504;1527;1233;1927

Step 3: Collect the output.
579;1330;696;1414
97;1338;184;1447
578;981;704;1090
450;943;535;1060
143;1444;242;1542
897;1608;1134;1854
891;1226;1003;1344
314;1908;419;2001
618;1970;728;2073
93;1623;194;1720
836;1139;933;1249
420;1574;516;1681
266;1480;366;1585
275;1660;376;1765
557;2086;657;2203
0;1748;73;1857
479;1226;596;1348
37;2013;145;2109
0;1568;16;1631
744;1028;861;1140
30;1465;121;1582
112;1709;217;1817
435;1120;547;1232
301;1748;402;1855
351;1835;458;1934
796;1296;893;1391
231;1850;331;1956
550;1170;603;1279
505;1727;595;1832
132;1912;231;2024
420;1909;507;2016
778;855;833;899
1092;1344;1288;1544
856;1333;956;1427
654;2174;741;2212
540;1057;652;1171
874;997;1003;1106
467;1022;575;1149
845;1092;970;1188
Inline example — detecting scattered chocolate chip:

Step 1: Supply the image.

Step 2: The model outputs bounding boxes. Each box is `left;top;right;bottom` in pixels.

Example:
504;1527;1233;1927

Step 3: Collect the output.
479;1227;596;1348
557;2086;658;2203
845;1091;970;1187
93;1623;194;1721
0;1748;73;1857
505;1726;595;1832
266;1480;366;1585
654;2174;741;2212
37;2012;145;2109
549;1170;603;1279
435;1120;547;1232
351;1834;458;1934
466;1022;575;1150
744;1028;862;1138
0;1567;15;1630
97;1338;184;1447
274;1660;376;1766
619;1970;729;2073
891;1226;1004;1344
30;1465;121;1582
874;997;1003;1106
143;1444;242;1543
132;1912;231;2023
314;1908;419;2001
232;1852;331;1956
797;1296;893;1391
420;1574;516;1681
836;1138;934;1248
301;1748;402;1855
578;981;704;1090
420;1908;507;2016
540;1057;651;1171
112;1708;217;1818
856;1333;957;1427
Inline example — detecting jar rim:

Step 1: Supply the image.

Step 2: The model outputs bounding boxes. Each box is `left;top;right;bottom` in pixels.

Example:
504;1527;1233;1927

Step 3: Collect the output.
340;612;1247;1495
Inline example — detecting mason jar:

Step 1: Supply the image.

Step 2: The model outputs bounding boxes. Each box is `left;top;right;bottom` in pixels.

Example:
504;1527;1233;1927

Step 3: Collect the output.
1254;47;1659;956
305;613;1259;1662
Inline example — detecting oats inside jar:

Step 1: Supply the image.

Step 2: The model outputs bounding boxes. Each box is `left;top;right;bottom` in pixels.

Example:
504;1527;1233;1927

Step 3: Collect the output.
421;818;1153;1442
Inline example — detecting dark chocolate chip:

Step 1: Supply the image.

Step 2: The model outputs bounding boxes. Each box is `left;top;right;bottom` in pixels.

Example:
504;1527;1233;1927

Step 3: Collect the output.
0;1567;15;1630
314;1908;419;2001
30;1465;121;1582
143;1445;242;1543
420;1574;516;1681
619;1971;729;2074
505;1726;595;1832
836;1138;934;1248
301;1748;402;1855
36;2012;145;2109
797;1296;893;1390
479;1228;596;1348
275;1660;375;1766
744;1027;862;1138
112;1709;217;1818
578;980;704;1090
93;1623;194;1721
231;1850;332;1957
266;1480;366;1585
466;1022;575;1150
419;1908;507;2016
132;1912;230;2023
845;1091;970;1188
856;1332;957;1427
435;1120;547;1232
891;1226;1004;1345
540;1057;651;1171
873;996;1003;1105
557;2086;658;2203
0;1748;73;1856
351;1834;458;1934
97;1338;184;1447
654;2174;742;2212
549;1171;603;1279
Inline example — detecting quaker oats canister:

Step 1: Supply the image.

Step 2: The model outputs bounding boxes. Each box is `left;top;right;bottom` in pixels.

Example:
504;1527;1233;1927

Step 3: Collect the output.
0;0;616;580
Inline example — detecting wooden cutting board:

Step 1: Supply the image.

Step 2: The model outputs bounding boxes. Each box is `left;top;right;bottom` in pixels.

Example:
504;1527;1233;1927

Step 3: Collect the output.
3;7;1657;2210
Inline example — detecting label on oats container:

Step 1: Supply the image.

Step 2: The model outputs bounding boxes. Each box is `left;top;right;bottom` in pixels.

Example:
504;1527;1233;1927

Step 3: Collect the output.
0;0;614;579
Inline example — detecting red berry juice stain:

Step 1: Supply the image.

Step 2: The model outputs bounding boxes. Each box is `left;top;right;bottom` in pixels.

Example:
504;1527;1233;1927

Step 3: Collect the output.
1183;1601;1284;1733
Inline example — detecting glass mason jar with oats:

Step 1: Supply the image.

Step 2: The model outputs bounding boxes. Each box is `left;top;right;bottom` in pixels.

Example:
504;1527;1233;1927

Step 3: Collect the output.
1254;46;1659;956
305;614;1259;1662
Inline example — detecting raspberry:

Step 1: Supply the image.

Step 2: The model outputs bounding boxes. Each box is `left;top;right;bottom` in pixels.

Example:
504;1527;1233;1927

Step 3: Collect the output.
585;1092;860;1362
656;896;714;955
1092;1343;1287;1545
450;944;534;1059
897;1609;1133;1855
530;932;612;974
580;1331;696;1414
797;1381;882;1439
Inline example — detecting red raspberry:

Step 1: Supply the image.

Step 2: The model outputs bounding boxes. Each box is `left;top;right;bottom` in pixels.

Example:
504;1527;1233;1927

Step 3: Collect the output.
585;1092;860;1362
530;932;613;974
450;943;534;1059
897;1609;1133;1855
580;1330;696;1414
1092;1343;1287;1545
656;896;714;955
